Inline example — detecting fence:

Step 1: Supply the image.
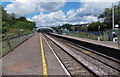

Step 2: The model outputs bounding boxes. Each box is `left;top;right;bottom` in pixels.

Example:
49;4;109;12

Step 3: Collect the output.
1;33;34;57
65;31;105;40
63;31;112;41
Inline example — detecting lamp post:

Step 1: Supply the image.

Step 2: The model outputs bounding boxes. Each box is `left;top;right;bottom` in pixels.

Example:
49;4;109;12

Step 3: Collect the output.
110;4;115;41
98;26;101;41
112;4;115;30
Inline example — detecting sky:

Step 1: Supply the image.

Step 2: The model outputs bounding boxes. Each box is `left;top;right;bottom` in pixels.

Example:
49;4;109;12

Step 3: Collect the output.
1;0;120;27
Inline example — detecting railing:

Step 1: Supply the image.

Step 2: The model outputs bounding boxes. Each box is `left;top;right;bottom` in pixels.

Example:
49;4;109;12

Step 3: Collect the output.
1;33;35;57
64;31;105;41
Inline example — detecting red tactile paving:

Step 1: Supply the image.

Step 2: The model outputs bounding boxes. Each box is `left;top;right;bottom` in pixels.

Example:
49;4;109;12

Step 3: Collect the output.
6;61;31;72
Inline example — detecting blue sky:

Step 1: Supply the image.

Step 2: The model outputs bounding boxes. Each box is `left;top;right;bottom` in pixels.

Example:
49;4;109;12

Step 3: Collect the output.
61;2;80;14
2;0;119;27
2;2;11;7
2;2;80;18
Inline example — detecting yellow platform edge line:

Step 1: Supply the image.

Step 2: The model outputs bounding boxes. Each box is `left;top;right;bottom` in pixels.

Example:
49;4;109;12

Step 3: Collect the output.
40;34;48;77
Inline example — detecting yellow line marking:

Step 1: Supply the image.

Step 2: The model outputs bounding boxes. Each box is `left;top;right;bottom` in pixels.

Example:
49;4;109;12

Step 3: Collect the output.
40;34;48;77
82;51;91;54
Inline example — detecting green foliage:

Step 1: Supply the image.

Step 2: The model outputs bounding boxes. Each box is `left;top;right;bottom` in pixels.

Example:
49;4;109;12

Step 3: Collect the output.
99;2;120;29
114;4;120;25
88;22;106;31
0;5;2;29
2;6;36;34
62;23;73;31
14;21;35;30
74;27;80;31
17;17;26;21
37;29;52;33
79;26;88;31
2;7;8;21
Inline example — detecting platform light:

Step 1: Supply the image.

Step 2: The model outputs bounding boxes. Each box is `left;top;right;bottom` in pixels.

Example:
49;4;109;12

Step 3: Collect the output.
115;24;119;28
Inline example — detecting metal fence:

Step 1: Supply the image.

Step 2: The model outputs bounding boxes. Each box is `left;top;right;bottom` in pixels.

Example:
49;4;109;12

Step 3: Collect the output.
1;33;34;57
64;31;106;41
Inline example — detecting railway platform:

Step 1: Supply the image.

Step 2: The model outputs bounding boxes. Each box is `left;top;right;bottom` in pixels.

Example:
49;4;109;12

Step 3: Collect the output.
2;33;67;76
51;33;119;50
1;33;120;76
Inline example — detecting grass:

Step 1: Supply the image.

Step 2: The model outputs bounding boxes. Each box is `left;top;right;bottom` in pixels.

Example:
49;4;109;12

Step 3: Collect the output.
66;32;104;41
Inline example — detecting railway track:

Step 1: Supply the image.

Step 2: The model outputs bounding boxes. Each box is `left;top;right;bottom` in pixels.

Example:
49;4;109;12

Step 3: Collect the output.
49;33;120;60
44;34;96;77
50;35;120;71
44;34;120;76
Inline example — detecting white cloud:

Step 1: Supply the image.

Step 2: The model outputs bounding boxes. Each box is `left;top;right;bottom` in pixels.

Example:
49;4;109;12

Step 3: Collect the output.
2;0;66;2
30;0;119;27
73;0;120;19
4;0;66;17
76;2;116;16
4;0;120;27
37;2;65;12
2;0;119;2
5;2;37;17
82;15;98;22
27;18;33;21
31;10;66;27
30;10;98;27
80;0;120;2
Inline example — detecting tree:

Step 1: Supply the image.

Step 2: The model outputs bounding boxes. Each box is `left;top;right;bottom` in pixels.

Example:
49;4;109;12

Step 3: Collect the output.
62;24;73;31
99;2;120;29
80;26;88;31
2;7;8;21
17;17;27;21
2;7;36;34
88;22;106;31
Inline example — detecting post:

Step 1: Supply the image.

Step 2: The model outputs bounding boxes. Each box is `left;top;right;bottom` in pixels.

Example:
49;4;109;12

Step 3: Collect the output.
110;4;115;41
112;4;115;30
98;26;100;41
